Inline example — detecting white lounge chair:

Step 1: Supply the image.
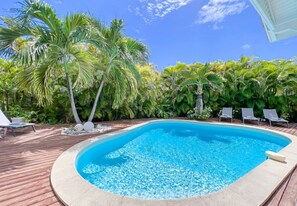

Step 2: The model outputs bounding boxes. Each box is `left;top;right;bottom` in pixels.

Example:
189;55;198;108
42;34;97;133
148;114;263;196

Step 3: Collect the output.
242;108;260;125
263;109;288;127
219;107;233;122
0;109;36;137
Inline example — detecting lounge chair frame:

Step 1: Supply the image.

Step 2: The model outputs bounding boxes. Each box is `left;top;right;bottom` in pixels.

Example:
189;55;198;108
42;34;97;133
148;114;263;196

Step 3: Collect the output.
263;109;289;128
242;108;260;125
219;107;233;122
0;110;36;137
0;124;36;137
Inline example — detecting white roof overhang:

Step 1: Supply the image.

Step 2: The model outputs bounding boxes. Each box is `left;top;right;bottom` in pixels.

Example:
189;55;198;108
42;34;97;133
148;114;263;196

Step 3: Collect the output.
250;0;297;42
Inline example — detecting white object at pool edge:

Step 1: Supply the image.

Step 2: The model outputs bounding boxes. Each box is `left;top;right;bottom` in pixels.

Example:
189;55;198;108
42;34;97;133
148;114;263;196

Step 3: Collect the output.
266;151;286;162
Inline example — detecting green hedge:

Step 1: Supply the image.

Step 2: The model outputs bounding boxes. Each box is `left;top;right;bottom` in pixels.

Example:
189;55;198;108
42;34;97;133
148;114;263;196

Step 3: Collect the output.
1;57;297;123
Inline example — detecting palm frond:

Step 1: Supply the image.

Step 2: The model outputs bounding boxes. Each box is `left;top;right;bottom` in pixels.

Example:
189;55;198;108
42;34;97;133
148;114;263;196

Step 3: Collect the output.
70;49;96;89
181;79;198;87
121;37;149;63
109;19;124;43
16;0;62;33
64;13;91;45
0;20;32;57
17;64;54;105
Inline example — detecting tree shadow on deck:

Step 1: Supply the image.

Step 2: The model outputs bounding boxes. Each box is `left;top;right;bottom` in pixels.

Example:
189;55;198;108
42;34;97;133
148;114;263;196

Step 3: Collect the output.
0;119;150;174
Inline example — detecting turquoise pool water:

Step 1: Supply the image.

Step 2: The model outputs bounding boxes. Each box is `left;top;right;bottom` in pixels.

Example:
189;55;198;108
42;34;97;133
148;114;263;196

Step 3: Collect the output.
76;121;291;200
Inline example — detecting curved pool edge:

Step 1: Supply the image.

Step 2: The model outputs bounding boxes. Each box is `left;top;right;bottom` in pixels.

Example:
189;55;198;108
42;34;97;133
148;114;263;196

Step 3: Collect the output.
50;119;297;206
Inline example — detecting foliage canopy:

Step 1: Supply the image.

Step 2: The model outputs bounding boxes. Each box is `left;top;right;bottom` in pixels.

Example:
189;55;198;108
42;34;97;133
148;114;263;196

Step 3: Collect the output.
1;58;297;123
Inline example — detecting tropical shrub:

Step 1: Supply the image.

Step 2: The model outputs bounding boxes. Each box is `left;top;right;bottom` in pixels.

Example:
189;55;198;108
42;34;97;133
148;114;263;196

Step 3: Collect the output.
5;105;32;120
0;59;24;111
187;107;212;120
161;63;195;116
1;57;297;123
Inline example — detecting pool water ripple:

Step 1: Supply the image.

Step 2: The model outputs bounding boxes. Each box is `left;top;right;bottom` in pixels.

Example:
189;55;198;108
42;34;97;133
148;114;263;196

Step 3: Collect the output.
76;121;290;200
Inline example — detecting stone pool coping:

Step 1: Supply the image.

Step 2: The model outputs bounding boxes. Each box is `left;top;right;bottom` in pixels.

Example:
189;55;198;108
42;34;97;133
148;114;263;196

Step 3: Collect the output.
51;119;297;206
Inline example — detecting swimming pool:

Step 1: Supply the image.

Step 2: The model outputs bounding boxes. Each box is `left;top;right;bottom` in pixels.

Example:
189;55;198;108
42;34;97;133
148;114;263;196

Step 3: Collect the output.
76;120;291;200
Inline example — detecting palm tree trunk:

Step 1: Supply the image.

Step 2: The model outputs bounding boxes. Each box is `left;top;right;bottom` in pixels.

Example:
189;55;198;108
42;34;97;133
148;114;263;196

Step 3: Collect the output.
196;94;203;113
4;90;9;111
88;79;105;122
195;84;203;113
88;63;112;122
65;72;82;124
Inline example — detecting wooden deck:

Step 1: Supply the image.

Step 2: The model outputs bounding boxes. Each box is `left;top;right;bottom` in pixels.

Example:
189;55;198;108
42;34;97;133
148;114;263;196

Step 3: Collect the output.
0;118;296;206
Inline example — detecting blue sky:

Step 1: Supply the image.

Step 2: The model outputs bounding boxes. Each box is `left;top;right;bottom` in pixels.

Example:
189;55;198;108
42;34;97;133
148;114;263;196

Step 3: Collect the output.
1;0;297;70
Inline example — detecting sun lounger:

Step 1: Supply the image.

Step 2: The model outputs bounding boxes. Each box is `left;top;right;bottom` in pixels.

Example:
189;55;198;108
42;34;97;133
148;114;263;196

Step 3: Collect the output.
263;109;288;127
242;108;260;125
0;109;36;137
219;107;233;122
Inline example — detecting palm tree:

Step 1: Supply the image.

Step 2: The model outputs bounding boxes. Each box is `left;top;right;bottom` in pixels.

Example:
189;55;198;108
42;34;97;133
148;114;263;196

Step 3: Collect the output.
0;0;96;123
181;63;222;113
162;63;194;115
87;18;148;122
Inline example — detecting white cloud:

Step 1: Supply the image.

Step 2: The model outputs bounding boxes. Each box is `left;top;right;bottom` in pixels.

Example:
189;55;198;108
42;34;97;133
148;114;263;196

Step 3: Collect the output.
197;0;247;27
242;44;251;49
132;0;192;23
131;0;247;25
147;0;192;18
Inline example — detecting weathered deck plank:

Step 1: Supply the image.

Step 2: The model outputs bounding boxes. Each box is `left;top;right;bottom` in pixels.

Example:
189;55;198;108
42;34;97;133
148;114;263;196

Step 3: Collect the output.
0;119;296;206
264;166;297;206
